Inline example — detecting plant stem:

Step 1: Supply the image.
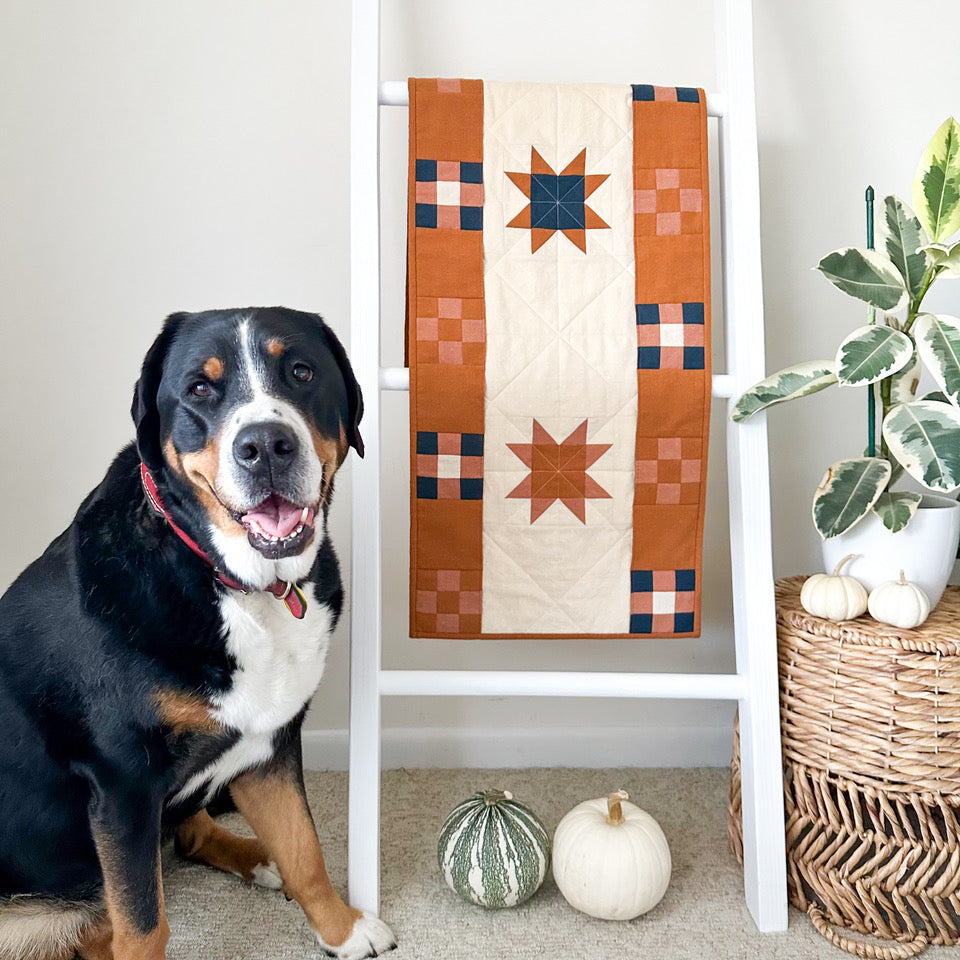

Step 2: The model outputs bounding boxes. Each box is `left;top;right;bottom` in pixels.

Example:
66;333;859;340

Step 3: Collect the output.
865;186;876;457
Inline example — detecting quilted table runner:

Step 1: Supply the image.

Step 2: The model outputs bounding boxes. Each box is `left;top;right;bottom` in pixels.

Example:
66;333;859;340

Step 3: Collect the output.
408;80;710;639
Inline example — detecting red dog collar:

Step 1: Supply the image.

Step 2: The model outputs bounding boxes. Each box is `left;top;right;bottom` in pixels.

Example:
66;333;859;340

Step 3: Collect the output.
139;462;307;619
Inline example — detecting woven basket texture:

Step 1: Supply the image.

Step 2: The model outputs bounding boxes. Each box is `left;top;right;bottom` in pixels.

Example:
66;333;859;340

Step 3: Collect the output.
729;577;960;951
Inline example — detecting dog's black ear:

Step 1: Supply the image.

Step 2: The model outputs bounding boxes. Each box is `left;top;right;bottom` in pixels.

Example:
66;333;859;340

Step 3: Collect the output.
131;313;185;471
319;320;364;459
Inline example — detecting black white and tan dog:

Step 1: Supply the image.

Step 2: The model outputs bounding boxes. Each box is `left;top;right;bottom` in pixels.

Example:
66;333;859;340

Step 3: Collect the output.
0;308;395;959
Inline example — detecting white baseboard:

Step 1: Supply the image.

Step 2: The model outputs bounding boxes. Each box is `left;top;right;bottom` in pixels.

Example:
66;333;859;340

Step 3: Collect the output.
301;724;734;771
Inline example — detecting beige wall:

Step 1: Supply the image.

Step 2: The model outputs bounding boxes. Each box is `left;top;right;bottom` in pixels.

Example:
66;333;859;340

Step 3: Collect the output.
2;1;959;766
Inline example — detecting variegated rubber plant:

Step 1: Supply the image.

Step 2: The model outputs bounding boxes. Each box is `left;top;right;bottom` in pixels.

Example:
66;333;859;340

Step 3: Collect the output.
733;117;960;539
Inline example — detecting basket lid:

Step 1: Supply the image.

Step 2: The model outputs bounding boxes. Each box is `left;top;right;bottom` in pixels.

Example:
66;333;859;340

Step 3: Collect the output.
778;576;960;656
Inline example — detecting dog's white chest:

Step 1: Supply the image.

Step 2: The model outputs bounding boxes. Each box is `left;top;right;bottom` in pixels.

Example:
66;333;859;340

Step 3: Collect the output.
213;586;333;735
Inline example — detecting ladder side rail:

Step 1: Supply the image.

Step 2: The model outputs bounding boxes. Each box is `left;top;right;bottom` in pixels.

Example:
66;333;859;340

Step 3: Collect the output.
348;0;385;916
715;0;788;933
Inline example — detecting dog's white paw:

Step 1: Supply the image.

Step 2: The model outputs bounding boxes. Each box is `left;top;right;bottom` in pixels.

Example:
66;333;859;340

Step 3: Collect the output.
315;912;396;959
250;860;283;889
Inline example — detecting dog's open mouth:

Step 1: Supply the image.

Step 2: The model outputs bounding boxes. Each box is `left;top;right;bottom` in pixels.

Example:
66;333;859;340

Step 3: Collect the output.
236;494;317;558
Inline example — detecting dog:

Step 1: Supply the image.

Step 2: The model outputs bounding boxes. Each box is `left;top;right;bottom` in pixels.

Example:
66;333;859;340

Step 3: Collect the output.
0;308;395;960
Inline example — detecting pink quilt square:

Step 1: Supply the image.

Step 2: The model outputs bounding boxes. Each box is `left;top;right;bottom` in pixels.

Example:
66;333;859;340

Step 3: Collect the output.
634;189;657;213
652;570;675;590
656;484;681;504
656;212;681;236
436;160;460;181
635;459;658;483
680;188;702;212
459;591;481;615
437;569;461;591
416;317;439;341
415;182;437;203
637;325;661;347
437;433;460;455
459;457;483;479
659;437;682;459
460;183;483;206
437;297;462;318
674;591;696;614
681;459;702;483
684;325;704;347
656;168;680;189
659;302;683;324
659;346;684;368
416;591;437;614
438;341;463;364
435;613;460;633
653;86;678;102
461;317;485;342
631;593;653;614
436;206;460;229
651;613;676;632
416;454;437;476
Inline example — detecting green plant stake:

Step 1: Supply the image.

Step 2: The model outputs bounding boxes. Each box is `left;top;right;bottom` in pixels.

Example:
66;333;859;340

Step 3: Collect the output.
732;117;960;539
865;184;876;458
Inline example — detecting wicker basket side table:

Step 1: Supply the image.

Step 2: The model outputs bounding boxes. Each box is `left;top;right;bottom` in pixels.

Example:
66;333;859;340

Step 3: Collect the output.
729;577;960;957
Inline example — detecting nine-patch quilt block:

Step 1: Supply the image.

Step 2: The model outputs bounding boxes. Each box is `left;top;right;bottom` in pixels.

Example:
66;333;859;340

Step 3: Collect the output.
408;79;710;638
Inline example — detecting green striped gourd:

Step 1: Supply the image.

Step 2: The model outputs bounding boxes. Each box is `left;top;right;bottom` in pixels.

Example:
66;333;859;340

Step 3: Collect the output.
437;789;550;908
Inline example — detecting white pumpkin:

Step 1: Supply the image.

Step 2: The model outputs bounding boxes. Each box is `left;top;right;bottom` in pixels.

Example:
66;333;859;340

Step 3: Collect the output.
868;571;931;629
800;553;868;621
552;790;671;921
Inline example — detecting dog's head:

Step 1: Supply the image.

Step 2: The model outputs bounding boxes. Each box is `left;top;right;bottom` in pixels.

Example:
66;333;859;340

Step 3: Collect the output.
132;307;363;586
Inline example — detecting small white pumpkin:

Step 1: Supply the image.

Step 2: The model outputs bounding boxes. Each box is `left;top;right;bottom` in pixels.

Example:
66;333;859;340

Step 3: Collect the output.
552;790;671;921
437;789;550;908
800;553;868;621
868;570;931;629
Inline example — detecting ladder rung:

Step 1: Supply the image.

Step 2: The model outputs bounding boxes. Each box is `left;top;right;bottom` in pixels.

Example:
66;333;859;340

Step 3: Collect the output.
379;669;745;700
379;80;727;118
380;366;735;398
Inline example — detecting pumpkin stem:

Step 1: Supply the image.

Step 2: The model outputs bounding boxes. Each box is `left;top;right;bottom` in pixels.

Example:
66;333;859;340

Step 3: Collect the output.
483;790;513;806
606;789;629;825
899;570;907;585
831;554;859;577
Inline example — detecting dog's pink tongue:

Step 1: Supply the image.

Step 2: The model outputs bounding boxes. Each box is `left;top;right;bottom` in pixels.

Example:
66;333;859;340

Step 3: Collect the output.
243;496;303;539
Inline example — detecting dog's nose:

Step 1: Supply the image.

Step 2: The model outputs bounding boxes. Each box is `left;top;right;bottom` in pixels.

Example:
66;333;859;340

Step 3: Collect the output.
233;422;300;475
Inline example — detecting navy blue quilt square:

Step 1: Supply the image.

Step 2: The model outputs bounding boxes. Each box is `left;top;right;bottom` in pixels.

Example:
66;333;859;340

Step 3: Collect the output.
416;476;437;499
416;159;437;182
683;347;705;370
415;204;437;228
416;432;438;455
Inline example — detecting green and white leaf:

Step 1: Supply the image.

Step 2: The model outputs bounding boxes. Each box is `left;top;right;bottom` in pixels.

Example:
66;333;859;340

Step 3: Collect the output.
816;247;908;311
834;324;913;386
729;361;837;423
913;313;960;404
889;349;922;404
912;117;960;242
921;241;960;277
880;195;930;296
872;491;922;533
812;457;892;539
922;390;951;404
883;400;960;491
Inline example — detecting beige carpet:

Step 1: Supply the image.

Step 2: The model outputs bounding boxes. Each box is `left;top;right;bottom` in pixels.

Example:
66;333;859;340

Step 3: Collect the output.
162;767;952;959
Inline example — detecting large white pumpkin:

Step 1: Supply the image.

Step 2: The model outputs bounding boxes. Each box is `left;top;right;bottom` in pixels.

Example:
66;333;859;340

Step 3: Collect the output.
552;790;671;921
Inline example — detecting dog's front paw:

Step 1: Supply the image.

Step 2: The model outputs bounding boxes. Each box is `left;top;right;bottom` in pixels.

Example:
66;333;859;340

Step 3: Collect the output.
250;859;283;889
315;912;396;959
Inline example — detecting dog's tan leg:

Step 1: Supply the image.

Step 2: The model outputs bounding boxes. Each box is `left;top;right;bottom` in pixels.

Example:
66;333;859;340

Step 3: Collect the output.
76;916;113;960
229;770;395;958
175;808;282;888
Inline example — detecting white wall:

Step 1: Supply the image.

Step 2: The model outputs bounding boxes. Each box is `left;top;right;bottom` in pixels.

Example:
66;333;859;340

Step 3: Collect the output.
2;1;959;770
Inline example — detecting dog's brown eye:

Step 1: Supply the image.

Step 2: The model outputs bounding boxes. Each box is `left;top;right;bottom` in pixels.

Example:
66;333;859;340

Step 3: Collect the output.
292;362;313;383
190;381;212;398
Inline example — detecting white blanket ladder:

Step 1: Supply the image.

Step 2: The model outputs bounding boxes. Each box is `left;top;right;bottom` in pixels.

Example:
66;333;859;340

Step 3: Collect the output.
348;0;787;932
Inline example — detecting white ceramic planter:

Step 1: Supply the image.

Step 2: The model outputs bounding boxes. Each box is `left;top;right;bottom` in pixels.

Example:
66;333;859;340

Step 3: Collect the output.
821;494;960;609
